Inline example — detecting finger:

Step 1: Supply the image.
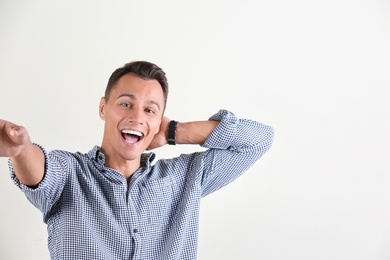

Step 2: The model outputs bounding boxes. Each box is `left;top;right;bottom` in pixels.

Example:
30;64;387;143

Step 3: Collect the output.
5;123;20;136
5;123;29;145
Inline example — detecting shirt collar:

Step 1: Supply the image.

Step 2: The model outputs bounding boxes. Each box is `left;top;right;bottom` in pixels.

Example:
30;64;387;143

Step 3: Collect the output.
87;145;156;167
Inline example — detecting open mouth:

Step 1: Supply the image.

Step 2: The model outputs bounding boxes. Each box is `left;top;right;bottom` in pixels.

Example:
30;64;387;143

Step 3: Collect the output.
121;129;143;144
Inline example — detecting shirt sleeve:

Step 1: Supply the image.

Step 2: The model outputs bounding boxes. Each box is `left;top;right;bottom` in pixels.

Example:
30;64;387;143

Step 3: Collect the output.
199;109;274;196
8;144;70;221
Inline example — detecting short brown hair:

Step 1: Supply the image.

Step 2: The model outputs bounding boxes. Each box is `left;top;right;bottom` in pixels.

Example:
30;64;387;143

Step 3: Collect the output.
105;61;169;109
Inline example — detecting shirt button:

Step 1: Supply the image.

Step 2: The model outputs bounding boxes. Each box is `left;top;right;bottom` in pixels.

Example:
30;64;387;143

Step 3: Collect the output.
98;155;103;160
101;169;106;173
133;229;138;233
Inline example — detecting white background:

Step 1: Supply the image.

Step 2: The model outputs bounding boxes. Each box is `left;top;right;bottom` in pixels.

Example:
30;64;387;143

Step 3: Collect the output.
1;0;390;259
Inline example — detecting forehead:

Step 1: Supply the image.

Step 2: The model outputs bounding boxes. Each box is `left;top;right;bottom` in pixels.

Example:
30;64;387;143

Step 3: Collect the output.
111;73;164;100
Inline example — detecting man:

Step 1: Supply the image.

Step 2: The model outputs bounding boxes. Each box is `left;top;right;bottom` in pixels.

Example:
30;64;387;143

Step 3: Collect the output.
0;61;274;259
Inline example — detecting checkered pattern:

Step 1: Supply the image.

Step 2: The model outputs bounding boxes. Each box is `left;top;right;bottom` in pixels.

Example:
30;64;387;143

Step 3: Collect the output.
9;109;274;260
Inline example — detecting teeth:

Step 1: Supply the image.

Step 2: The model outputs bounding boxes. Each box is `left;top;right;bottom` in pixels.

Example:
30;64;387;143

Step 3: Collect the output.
121;129;143;136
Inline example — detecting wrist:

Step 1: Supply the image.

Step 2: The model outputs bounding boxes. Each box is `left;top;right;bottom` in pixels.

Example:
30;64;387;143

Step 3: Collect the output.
167;120;178;145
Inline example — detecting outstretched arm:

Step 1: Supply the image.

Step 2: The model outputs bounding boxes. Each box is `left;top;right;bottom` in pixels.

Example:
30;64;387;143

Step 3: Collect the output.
0;120;45;187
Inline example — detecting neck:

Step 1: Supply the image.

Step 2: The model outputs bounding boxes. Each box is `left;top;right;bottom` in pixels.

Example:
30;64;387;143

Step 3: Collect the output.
101;151;141;181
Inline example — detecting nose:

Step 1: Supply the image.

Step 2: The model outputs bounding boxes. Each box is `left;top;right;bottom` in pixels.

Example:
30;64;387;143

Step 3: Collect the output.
127;106;144;125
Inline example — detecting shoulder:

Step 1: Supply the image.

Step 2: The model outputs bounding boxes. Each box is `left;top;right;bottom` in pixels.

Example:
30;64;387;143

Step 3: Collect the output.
45;146;98;170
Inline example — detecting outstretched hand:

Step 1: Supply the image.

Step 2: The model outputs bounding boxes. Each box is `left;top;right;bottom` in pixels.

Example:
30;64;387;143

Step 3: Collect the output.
147;116;170;150
0;119;31;158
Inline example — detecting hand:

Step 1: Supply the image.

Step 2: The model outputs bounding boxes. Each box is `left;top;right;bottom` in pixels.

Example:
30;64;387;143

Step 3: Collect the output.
146;116;170;150
0;119;31;157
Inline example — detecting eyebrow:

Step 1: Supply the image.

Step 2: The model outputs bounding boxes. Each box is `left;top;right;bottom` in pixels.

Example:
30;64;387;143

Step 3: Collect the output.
117;93;161;111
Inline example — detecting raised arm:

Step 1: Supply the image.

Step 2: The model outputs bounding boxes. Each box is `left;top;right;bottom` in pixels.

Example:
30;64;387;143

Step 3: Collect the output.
175;120;220;145
0;120;45;187
147;116;219;150
148;110;274;196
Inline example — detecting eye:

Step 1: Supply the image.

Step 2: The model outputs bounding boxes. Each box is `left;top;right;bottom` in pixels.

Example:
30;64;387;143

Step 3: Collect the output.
121;103;131;108
146;108;155;114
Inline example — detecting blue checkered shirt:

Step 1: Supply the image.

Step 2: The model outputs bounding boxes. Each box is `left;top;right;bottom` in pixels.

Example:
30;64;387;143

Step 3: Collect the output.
9;109;274;260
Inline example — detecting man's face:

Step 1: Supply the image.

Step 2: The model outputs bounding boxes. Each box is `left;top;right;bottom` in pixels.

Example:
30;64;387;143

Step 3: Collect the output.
99;73;164;163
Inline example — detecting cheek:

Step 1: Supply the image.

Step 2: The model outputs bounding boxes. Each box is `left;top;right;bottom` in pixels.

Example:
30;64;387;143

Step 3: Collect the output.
153;119;162;134
147;120;161;136
104;112;122;129
155;124;160;134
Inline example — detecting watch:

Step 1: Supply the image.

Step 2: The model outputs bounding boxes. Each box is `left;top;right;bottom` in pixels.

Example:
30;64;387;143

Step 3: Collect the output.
168;120;178;145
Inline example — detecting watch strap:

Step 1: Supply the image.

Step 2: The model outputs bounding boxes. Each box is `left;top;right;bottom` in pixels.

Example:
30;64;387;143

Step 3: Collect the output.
167;120;178;145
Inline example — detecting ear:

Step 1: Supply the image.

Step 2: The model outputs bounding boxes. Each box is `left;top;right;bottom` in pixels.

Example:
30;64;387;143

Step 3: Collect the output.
99;97;106;120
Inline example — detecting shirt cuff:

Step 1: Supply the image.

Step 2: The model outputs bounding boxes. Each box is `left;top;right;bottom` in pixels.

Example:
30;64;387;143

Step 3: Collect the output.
8;143;47;192
202;109;238;149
